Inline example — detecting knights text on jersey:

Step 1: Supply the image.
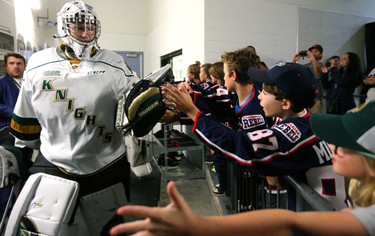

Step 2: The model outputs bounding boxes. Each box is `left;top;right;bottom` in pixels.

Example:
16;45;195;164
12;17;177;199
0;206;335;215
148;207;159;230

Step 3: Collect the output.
11;48;140;175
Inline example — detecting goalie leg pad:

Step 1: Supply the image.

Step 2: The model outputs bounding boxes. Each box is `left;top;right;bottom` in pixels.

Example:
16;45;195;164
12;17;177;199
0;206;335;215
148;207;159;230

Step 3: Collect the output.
5;173;79;236
0;146;28;188
78;182;127;236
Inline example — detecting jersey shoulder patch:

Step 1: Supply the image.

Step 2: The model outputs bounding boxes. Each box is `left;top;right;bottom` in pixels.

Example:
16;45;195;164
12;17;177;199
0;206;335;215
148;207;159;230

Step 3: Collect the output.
241;114;266;130
273;122;301;143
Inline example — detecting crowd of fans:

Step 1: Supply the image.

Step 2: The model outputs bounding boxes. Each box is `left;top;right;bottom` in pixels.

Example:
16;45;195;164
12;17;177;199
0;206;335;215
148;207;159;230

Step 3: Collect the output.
0;2;374;234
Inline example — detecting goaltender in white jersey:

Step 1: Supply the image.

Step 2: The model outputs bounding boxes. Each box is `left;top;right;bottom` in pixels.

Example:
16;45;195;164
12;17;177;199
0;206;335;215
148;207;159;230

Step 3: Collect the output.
9;2;139;232
12;46;138;175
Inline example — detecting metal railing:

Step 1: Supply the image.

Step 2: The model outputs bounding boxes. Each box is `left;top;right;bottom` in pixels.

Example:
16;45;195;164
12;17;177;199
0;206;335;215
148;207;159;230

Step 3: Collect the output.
227;161;336;213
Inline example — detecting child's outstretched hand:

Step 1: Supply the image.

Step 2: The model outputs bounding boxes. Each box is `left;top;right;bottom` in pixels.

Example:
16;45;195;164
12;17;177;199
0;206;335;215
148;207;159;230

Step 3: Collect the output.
162;83;200;120
110;181;199;236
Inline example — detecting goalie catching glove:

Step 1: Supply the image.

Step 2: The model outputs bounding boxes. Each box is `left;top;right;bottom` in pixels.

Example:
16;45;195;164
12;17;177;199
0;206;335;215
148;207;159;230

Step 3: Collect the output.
116;65;174;137
125;79;166;137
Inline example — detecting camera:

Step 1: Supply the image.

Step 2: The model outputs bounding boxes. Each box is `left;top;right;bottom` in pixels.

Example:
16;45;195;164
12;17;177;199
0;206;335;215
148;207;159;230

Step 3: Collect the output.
298;50;308;57
325;61;331;67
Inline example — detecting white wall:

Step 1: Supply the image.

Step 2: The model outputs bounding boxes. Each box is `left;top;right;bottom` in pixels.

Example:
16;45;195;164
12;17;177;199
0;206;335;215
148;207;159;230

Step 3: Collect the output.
145;0;204;74
5;0;375;74
85;0;148;52
1;0;147;53
204;0;298;66
298;8;375;69
0;0;16;70
35;0;149;51
270;0;375;18
0;0;16;51
204;0;375;68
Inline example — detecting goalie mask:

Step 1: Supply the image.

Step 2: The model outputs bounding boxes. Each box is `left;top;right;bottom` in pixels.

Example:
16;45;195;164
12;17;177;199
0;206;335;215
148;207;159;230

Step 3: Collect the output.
57;0;101;60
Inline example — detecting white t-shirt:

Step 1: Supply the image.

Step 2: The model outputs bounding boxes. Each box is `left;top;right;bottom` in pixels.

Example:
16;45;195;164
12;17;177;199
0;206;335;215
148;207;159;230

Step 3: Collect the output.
366;67;375;102
13;77;22;87
366;88;375;102
350;204;375;236
367;67;375;77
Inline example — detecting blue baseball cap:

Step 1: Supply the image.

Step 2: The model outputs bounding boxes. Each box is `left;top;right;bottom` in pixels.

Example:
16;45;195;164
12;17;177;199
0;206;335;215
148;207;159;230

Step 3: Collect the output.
247;62;317;108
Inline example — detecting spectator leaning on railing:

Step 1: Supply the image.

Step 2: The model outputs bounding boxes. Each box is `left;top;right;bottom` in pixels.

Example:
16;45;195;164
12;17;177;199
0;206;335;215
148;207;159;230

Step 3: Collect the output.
160;62;349;210
110;101;375;236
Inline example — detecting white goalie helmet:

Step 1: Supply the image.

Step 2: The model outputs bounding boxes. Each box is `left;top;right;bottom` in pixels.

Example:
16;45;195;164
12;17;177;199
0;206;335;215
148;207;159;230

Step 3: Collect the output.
56;0;101;60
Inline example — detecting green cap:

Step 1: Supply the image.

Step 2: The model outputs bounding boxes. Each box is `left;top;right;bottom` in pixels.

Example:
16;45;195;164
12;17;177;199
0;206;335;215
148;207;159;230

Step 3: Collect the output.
310;102;375;159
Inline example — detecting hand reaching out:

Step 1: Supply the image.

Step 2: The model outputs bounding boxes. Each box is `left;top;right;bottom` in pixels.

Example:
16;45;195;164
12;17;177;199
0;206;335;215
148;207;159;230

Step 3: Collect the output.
162;83;200;120
307;51;317;63
176;82;194;94
292;53;301;63
110;181;200;236
363;76;375;85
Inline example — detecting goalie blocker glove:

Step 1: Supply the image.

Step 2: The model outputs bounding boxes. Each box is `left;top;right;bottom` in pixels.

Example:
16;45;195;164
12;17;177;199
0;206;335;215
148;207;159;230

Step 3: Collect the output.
124;79;166;137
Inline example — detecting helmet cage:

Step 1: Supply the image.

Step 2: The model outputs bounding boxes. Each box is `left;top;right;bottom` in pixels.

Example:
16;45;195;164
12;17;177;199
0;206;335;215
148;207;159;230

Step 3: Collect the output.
57;1;101;60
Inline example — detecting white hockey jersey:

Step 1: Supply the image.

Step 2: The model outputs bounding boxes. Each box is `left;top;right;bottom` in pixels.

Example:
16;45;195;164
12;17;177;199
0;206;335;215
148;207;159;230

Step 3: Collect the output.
11;47;139;175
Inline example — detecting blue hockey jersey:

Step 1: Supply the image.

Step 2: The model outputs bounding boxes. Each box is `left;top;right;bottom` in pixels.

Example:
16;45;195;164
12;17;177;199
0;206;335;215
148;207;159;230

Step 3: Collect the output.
192;109;348;210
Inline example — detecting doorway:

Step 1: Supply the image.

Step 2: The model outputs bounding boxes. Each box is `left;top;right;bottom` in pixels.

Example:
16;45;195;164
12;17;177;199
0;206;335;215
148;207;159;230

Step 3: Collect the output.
115;51;144;78
160;49;184;82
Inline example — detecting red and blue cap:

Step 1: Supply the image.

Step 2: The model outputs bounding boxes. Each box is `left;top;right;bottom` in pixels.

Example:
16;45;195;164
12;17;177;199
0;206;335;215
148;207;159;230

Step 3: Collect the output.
247;62;317;108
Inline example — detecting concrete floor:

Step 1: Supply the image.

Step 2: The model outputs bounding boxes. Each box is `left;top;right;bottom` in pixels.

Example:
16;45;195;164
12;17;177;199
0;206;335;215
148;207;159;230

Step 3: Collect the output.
157;163;233;216
158;178;219;216
131;136;233;217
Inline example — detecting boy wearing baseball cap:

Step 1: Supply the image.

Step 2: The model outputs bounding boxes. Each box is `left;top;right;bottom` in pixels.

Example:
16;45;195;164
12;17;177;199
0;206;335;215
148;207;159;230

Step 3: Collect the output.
162;62;348;210
111;101;375;236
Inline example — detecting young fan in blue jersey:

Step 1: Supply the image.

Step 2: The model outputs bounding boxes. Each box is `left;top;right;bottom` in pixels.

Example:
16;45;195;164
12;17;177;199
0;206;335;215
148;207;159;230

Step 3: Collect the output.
169;49;269;195
194;61;233;194
196;50;269;195
162;62;349;210
188;50;267;130
110;102;375;236
199;63;214;88
211;50;268;195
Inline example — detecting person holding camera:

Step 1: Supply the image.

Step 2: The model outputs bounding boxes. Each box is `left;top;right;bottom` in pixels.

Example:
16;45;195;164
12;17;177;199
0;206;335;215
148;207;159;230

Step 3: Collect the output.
321;55;340;104
321;52;362;114
292;44;325;113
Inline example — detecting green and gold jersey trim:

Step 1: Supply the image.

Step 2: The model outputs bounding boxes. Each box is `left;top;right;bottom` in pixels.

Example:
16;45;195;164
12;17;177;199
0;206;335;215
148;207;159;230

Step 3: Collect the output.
10;114;41;140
